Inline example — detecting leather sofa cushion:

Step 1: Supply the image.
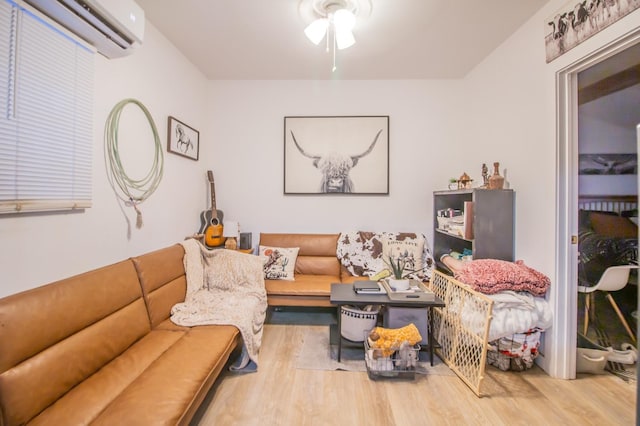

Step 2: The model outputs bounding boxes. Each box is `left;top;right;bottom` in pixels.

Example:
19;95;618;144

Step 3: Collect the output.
0;260;145;373
265;274;341;296
28;326;240;425
27;329;185;425
295;255;340;276
154;317;193;332
91;326;240;425
0;260;150;426
259;233;339;257
132;244;187;329
0;243;241;426
259;233;341;276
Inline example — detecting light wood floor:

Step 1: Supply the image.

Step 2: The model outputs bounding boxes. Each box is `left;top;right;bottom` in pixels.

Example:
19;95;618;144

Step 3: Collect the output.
193;324;637;426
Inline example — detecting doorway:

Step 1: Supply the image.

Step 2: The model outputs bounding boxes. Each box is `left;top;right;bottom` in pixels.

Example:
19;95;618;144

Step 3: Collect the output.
555;29;640;380
576;43;640;378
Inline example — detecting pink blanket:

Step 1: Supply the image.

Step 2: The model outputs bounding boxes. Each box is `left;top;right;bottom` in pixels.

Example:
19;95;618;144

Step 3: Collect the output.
454;259;550;296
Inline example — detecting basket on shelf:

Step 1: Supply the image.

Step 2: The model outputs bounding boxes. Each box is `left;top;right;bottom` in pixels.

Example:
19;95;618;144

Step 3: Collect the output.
340;305;380;342
364;336;420;380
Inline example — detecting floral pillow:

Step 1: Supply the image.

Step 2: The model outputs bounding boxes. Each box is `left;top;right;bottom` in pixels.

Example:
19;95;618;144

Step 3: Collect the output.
259;246;299;280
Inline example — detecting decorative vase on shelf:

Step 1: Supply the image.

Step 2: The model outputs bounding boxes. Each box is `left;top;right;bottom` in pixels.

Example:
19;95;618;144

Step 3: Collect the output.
488;162;504;190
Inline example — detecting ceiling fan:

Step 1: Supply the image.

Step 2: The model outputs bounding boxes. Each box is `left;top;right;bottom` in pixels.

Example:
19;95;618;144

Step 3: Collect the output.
301;0;372;71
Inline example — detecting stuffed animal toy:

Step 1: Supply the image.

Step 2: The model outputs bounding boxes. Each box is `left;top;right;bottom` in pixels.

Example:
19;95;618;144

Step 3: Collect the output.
367;323;422;358
395;340;419;369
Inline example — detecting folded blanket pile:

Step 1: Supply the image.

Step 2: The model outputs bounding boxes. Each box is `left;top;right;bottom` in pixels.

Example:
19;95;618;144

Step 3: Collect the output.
442;256;553;361
171;239;267;370
453;259;550;296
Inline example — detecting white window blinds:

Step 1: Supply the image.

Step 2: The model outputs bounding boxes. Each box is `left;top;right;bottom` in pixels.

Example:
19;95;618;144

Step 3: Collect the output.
0;0;94;214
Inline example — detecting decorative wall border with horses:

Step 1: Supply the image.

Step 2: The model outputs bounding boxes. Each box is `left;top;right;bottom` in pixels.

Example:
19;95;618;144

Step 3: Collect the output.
283;115;389;195
167;116;200;161
545;0;640;63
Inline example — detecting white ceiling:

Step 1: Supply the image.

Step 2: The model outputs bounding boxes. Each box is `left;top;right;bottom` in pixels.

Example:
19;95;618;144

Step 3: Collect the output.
135;0;550;80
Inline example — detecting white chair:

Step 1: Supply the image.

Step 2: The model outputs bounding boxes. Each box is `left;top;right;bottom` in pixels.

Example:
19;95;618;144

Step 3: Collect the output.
578;265;638;343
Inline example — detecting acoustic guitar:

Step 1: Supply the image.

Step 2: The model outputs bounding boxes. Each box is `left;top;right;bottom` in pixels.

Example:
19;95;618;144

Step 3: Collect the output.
199;170;225;247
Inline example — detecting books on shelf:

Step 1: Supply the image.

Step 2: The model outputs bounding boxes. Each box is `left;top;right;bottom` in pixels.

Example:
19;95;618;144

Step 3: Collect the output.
463;201;474;240
437;208;463;218
353;280;386;294
436;202;474;240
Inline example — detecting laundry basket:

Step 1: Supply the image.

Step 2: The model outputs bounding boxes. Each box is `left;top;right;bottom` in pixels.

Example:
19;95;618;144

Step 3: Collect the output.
340;305;380;342
364;336;420;380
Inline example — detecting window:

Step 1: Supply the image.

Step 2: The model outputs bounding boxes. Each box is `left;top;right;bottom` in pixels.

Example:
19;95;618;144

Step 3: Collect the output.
0;0;94;214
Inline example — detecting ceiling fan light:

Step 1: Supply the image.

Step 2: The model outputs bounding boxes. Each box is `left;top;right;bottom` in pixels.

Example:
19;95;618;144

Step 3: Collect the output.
333;8;356;31
336;29;355;50
304;18;329;45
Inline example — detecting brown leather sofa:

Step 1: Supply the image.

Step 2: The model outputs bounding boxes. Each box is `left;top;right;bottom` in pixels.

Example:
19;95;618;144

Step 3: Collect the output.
0;244;240;426
259;233;361;307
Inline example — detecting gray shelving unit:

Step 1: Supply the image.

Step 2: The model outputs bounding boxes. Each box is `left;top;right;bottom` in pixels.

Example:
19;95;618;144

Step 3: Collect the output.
433;189;514;271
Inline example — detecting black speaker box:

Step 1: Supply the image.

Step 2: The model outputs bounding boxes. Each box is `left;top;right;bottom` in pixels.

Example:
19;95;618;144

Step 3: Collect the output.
239;232;252;250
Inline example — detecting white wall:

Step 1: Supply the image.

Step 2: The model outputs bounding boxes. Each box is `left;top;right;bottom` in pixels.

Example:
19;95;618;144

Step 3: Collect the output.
462;1;640;265
580;111;637;153
460;1;640;376
0;23;210;298
206;2;640;280
579;89;639;196
3;1;640;378
206;80;465;246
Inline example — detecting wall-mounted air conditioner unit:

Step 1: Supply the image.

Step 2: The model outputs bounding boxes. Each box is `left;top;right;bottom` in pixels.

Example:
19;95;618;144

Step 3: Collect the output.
22;0;145;58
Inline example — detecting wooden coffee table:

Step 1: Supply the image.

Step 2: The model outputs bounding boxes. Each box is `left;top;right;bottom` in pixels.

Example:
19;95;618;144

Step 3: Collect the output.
330;283;445;365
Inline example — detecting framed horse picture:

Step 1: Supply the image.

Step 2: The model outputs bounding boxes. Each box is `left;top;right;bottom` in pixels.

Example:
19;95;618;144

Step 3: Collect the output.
167;116;199;161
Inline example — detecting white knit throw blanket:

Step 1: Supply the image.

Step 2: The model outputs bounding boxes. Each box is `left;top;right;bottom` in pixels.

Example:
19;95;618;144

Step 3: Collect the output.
171;239;267;370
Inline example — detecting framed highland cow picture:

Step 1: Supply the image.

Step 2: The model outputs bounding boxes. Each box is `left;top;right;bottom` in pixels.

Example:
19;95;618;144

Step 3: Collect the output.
284;116;389;195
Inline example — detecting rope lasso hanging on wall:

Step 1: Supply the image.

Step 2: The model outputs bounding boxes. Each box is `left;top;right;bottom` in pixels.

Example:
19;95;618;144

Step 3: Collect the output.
104;98;164;228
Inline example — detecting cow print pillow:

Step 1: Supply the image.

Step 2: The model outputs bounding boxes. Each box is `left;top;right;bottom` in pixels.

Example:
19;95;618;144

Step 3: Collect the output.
337;231;434;281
